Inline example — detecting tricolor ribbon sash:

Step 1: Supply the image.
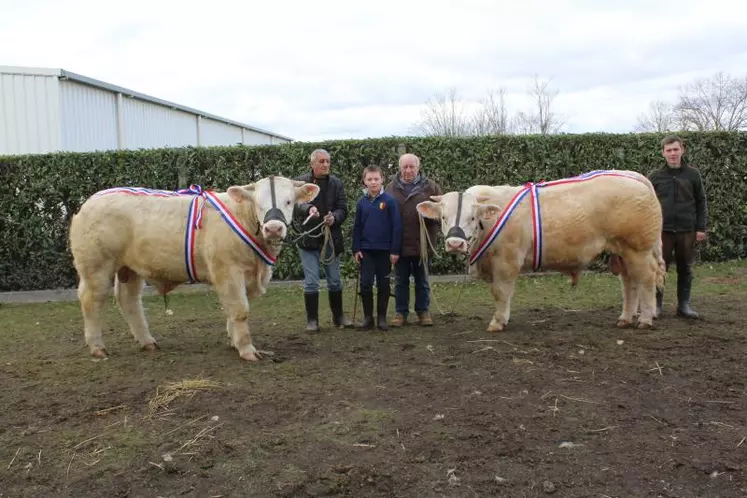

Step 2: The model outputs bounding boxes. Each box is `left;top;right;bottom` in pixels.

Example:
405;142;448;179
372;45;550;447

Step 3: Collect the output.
469;170;647;267
91;184;277;283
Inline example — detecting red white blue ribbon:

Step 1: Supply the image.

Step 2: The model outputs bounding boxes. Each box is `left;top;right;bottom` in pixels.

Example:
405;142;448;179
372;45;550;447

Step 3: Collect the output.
91;184;277;283
200;189;278;268
469;170;648;267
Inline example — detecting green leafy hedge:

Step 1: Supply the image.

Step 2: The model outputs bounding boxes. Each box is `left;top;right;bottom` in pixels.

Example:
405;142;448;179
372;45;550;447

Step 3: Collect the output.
1;132;745;292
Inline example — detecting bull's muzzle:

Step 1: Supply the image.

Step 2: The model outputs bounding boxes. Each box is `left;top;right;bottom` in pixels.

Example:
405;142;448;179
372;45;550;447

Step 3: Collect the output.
262;208;288;240
263;220;286;240
445;226;468;253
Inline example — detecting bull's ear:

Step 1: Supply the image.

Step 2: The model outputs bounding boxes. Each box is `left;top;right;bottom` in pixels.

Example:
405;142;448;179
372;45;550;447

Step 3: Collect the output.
429;194;444;202
475;194;492;204
227;185;254;203
291;179;307;187
295;183;320;204
416;200;442;220
477;203;502;220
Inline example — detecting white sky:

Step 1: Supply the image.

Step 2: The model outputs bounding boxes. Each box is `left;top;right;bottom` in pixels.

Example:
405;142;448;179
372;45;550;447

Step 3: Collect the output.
2;0;746;141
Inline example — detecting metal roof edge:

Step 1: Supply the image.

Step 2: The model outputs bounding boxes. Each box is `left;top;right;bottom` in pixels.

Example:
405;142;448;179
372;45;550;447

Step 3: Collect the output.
0;65;293;142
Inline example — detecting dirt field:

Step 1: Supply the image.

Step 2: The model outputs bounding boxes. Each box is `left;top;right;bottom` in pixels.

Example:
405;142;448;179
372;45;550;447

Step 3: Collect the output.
1;262;746;497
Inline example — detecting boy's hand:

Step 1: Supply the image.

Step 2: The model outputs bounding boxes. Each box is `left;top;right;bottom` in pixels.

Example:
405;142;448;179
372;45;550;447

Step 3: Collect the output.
354;251;363;264
390;254;399;265
696;231;707;242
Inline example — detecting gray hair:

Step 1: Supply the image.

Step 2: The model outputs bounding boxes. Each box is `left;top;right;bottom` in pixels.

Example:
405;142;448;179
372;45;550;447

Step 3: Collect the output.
398;153;420;168
309;149;330;163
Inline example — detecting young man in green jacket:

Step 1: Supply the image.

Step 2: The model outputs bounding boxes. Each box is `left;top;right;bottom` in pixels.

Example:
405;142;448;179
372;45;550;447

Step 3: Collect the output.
648;135;708;319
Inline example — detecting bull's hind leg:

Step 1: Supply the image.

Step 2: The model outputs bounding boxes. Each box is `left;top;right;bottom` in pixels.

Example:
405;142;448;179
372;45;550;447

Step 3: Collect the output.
77;271;114;358
616;273;638;328
621;252;657;329
213;269;259;362
114;268;157;351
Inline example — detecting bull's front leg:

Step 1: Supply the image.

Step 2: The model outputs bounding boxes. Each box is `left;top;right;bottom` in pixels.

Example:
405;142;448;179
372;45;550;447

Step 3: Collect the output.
487;276;518;332
213;269;260;362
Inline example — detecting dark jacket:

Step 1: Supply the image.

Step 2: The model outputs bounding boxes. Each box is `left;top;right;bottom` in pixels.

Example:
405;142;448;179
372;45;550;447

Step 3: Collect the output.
352;189;402;255
293;172;348;254
385;173;443;257
647;164;708;233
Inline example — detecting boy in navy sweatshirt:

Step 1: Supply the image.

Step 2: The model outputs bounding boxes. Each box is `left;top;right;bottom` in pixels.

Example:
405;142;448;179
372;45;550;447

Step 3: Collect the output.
352;165;402;330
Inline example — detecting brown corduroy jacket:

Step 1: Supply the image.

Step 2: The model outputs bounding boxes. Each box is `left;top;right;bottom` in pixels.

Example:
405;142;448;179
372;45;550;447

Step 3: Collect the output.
385;173;443;258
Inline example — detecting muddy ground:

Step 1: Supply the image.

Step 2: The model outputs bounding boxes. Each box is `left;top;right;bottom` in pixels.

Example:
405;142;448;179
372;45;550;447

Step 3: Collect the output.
0;267;745;497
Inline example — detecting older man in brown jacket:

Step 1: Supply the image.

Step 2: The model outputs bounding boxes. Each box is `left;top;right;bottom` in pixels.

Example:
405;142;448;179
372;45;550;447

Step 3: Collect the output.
385;153;443;327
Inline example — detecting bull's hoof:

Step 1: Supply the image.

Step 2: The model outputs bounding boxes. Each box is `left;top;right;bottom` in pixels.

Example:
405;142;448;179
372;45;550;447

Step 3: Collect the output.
487;320;504;333
616;319;632;328
91;347;108;359
240;351;260;362
141;342;159;352
636;321;653;330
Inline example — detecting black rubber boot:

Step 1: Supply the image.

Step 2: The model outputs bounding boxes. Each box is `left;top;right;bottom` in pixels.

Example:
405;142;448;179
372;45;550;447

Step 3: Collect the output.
357;290;374;330
676;274;699;319
655;288;663;318
376;286;390;331
329;290;354;329
304;292;320;332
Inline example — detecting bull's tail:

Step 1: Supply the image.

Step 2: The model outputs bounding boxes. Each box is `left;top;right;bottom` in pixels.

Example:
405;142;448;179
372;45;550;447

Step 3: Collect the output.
653;237;666;291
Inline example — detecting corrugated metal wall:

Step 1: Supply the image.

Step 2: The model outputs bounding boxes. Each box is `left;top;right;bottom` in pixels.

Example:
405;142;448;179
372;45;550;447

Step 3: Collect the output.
122;96;198;149
0;72;60;155
201;117;242;147
1;70;290;155
60;80;118;152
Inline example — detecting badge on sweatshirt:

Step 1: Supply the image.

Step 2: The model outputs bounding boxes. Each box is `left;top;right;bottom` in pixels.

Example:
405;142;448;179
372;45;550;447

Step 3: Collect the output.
379;201;386;210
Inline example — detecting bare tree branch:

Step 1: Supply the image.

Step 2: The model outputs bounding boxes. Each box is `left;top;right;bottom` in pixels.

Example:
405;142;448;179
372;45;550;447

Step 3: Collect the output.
635;100;678;132
674;71;747;131
470;88;511;135
512;76;564;135
411;87;472;137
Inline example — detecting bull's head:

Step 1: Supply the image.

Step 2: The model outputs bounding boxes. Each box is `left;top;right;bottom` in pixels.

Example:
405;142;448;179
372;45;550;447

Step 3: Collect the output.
228;175;320;242
416;192;501;254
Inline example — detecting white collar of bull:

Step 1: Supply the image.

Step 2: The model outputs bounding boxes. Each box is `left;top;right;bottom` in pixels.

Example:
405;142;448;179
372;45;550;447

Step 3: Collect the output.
467;170;650;268
90;184;278;283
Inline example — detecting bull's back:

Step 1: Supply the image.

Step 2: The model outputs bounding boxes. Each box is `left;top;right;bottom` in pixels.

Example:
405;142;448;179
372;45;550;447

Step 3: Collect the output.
70;195;191;279
539;175;661;255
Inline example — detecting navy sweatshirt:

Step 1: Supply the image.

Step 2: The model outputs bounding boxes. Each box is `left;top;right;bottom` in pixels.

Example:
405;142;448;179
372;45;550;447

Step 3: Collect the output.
352;189;402;255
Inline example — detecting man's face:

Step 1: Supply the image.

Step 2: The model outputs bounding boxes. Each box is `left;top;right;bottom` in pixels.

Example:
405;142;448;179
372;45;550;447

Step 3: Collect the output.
662;141;684;167
399;159;419;183
311;152;331;177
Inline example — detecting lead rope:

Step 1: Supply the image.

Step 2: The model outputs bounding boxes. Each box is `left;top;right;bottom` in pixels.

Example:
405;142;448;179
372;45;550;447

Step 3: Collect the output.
418;215;472;316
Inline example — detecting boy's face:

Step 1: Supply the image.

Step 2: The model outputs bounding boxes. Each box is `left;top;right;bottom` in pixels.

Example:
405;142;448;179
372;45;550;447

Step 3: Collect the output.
364;172;383;193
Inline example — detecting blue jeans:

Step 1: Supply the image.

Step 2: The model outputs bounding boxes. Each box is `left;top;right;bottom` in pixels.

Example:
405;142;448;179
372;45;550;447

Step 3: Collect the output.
299;247;342;294
395;256;430;316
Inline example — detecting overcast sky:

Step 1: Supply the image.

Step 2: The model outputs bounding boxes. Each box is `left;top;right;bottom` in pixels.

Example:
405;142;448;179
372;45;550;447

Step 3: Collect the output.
2;0;746;142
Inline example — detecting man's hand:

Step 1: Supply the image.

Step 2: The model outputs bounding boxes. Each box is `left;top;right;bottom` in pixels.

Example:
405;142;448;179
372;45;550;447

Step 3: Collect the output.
390;254;399;265
323;212;335;226
308;206;320;218
354;251;363;264
696;231;707;242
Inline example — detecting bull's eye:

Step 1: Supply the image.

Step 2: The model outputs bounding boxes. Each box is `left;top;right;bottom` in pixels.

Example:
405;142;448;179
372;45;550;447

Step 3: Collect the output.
286;200;292;206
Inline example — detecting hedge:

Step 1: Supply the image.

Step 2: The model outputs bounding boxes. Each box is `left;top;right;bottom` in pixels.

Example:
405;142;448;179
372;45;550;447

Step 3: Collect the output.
1;132;745;292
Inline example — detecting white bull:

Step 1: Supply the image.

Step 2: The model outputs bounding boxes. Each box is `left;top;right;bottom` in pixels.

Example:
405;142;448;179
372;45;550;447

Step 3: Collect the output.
416;170;665;331
68;175;320;361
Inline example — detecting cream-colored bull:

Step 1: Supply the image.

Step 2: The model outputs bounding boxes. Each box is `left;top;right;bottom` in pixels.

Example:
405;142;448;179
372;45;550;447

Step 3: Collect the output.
69;176;319;362
416;170;665;331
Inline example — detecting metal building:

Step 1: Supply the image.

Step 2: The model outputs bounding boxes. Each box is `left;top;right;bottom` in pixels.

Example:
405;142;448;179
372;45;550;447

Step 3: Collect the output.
0;65;292;156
